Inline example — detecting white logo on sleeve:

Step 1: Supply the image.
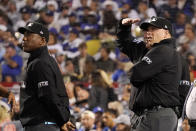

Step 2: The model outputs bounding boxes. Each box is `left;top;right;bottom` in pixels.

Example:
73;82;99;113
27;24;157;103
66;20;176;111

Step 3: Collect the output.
142;56;152;64
38;81;48;88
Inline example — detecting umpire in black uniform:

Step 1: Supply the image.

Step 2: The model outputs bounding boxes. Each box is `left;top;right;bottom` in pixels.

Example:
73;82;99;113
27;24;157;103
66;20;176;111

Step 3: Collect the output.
116;16;190;131
18;22;75;131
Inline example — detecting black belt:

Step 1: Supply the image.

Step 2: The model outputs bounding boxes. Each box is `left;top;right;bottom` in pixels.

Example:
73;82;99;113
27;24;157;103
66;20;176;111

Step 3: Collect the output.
189;120;196;127
136;105;180;116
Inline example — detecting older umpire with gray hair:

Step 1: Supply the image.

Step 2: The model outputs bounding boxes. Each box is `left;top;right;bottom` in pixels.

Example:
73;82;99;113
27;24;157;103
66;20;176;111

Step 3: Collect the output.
116;16;190;131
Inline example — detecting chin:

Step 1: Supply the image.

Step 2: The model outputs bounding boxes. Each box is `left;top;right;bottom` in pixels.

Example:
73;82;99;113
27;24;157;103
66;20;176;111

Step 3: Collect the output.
145;44;151;49
23;48;30;53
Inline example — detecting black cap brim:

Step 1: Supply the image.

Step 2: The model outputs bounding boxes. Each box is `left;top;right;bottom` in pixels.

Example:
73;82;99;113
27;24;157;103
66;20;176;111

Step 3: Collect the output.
140;22;161;30
18;27;34;34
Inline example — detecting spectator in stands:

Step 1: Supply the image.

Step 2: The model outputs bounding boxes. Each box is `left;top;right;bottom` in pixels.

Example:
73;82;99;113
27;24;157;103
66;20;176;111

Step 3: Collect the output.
177;35;190;57
102;109;117;131
177;0;194;19
186;53;196;81
46;0;58;12
72;84;89;114
36;7;54;27
93;106;104;131
96;45;117;73
159;0;179;23
64;59;79;81
173;11;187;38
7;1;19;23
55;52;66;75
0;84;16;112
59;12;80;39
78;110;96;131
0;0;9;12
114;114;131;131
101;3;118;34
0;101;16;131
47;31;62;56
56;6;70;31
62;28;83;59
0;12;12;32
72;0;92;11
88;70;110;110
183;23;196;57
80;11;99;40
81;56;96;83
14;6;32;31
88;70;116;110
116;2;139;20
0;44;23;82
72;42;94;79
137;0;157;21
108;101;123;116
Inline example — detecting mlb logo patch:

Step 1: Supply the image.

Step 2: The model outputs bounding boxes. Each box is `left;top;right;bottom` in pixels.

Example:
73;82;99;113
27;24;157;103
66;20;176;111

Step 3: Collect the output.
38;81;48;88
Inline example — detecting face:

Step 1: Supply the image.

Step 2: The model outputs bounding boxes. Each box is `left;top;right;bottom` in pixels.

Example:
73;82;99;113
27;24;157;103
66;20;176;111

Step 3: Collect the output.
81;114;95;129
48;33;56;45
100;48;108;59
68;32;77;42
22;13;31;21
47;5;56;11
177;13;186;25
56;55;65;64
79;47;87;57
43;14;54;24
143;26;168;48
102;112;114;127
22;32;44;52
6;47;16;57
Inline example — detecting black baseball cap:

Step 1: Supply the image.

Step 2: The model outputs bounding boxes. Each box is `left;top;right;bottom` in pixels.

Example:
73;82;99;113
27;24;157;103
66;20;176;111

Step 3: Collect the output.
140;16;173;36
20;6;32;14
18;22;49;42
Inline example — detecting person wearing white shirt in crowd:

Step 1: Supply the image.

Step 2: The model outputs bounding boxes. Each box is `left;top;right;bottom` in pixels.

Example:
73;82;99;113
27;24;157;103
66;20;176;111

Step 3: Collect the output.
138;0;157;20
62;29;83;59
14;6;32;31
72;0;92;10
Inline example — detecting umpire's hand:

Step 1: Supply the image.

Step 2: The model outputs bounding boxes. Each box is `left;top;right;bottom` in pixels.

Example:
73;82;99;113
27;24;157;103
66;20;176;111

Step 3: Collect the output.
122;18;140;25
61;121;76;131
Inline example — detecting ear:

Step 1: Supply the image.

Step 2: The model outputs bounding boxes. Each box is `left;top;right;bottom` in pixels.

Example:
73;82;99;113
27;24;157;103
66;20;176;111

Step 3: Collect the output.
40;37;47;46
164;30;169;38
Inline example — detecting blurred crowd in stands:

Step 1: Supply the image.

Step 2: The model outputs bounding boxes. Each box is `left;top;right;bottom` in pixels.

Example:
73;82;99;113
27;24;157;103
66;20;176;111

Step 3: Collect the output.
0;0;196;130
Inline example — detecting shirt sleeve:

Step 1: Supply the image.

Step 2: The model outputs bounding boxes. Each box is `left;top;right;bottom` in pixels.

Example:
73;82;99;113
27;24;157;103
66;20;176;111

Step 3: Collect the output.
34;60;70;127
116;19;147;63
178;55;191;107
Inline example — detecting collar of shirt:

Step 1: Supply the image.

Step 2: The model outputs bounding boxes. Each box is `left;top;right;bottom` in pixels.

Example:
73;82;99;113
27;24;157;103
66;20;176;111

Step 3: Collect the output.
27;46;48;64
152;38;176;49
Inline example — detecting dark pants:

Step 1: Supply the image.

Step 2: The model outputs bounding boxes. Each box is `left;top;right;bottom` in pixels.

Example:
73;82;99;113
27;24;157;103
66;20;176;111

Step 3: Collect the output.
190;126;196;131
132;107;178;131
24;124;60;131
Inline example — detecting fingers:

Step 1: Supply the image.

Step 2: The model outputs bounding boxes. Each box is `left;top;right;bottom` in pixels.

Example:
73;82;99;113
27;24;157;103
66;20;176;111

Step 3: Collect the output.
122;18;140;25
8;93;16;114
67;121;76;131
61;122;76;131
